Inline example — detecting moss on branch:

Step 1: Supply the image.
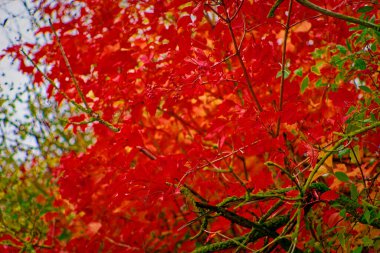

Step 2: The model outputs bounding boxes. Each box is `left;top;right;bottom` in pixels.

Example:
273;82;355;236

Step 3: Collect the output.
192;215;290;253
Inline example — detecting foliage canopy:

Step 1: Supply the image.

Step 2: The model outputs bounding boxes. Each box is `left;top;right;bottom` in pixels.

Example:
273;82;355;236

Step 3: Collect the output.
1;0;380;252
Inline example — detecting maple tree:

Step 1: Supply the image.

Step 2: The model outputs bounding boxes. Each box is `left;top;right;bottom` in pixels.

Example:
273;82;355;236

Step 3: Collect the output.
1;0;380;252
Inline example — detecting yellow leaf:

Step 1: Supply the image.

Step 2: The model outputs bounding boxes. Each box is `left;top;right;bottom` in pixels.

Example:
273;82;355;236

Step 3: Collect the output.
86;90;97;100
310;165;330;182
293;21;312;33
350;145;362;164
86;222;102;237
310;153;334;182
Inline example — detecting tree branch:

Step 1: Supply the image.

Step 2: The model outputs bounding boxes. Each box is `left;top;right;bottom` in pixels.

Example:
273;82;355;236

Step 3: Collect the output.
195;202;302;252
267;0;285;18
296;0;380;31
191;214;290;253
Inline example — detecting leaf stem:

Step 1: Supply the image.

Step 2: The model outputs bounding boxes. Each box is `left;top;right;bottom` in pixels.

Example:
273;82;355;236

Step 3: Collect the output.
265;161;301;192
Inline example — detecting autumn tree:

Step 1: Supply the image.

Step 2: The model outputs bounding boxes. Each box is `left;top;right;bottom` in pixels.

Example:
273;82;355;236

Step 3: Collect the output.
1;0;380;252
0;1;93;251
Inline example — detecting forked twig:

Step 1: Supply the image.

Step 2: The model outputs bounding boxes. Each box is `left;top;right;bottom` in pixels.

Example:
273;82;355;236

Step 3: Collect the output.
104;236;139;250
177;140;262;187
20;48;120;132
221;0;263;111
21;49;86;112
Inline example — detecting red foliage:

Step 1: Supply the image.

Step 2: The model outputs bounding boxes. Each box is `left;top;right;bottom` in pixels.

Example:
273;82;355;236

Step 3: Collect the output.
4;0;380;252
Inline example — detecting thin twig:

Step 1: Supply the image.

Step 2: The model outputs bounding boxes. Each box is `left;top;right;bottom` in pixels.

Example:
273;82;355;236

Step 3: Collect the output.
230;0;244;21
183;184;208;203
275;0;293;137
21;49;87;112
20;49;120;132
136;146;157;160
238;14;247;51
204;3;227;22
349;144;367;192
289;14;323;28
49;19;90;110
265;161;301;192
279;0;293;112
221;0;263;111
104;236;139;250
211;53;236;68
177;140;261;187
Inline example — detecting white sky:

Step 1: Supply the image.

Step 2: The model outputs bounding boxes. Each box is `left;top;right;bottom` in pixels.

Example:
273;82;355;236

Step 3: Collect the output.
0;0;42;162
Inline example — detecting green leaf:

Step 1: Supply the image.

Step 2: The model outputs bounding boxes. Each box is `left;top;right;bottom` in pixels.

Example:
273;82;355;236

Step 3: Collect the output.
349;26;361;32
339;209;346;218
357;6;373;13
370;43;377;51
359;85;372;93
354;58;366;70
315;78;325;88
362;236;374;247
237;89;244;106
355;30;369;44
338;148;350;159
335;72;344;84
294;67;303;77
350;145;361;164
276;69;290;79
316;223;322;236
346;39;352;52
336;45;347;54
337;232;345;248
312;48;325;59
284;70;290;79
300;76;309;94
58;229;72;241
364;209;371;223
335;171;350;182
311;66;321;75
350;184;359;201
330;56;340;66
353;247;363;253
370;113;377;122
346;106;356;115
